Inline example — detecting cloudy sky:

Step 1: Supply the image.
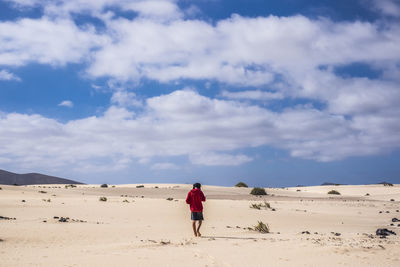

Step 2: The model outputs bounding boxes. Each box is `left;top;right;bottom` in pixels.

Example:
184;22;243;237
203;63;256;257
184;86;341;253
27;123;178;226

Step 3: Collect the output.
1;0;400;186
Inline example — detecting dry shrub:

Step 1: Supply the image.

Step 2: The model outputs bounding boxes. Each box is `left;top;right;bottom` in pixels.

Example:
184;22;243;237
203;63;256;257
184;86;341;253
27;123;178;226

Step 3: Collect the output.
250;187;267;195
254;221;270;233
328;190;341;195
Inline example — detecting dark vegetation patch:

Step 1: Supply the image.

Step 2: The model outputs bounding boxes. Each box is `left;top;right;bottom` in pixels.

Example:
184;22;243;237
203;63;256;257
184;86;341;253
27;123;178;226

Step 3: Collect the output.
327;190;341;195
250;187;267;195
235;182;248;188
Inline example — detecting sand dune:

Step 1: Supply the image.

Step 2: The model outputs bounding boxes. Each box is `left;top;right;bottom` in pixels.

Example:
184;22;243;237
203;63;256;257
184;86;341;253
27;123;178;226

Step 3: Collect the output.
1;184;399;266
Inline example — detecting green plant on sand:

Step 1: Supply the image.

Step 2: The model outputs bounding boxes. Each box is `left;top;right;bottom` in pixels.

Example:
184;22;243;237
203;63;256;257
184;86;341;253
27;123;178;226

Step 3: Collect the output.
327;190;341;195
235;182;248;188
254;221;270;233
250;201;271;210
250;187;267;195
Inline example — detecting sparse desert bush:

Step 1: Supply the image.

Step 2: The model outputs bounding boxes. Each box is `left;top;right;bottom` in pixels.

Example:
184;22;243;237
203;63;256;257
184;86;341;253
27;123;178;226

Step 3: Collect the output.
328;190;341;195
166;197;174;201
254;221;270;233
123;199;129;203
235;182;248;188
99;197;107;201
383;183;394;186
250;187;267;195
0;187;2;190
38;191;47;194
365;193;370;196
250;201;271;210
101;184;108;188
65;184;76;188
136;185;144;188
250;203;262;209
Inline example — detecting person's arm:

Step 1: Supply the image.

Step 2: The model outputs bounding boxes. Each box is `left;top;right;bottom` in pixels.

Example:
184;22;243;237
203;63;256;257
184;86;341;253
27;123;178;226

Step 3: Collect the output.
201;191;206;202
186;192;191;204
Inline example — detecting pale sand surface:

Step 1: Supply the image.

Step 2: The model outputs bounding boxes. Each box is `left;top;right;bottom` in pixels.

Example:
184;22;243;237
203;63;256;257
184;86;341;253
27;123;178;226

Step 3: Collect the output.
1;184;400;266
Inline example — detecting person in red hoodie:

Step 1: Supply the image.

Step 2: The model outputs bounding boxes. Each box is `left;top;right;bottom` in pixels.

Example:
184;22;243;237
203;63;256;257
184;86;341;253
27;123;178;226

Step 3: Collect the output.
186;183;206;237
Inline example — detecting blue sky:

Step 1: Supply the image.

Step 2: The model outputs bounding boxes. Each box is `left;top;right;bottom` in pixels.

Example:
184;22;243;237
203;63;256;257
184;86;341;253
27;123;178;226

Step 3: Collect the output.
1;0;400;186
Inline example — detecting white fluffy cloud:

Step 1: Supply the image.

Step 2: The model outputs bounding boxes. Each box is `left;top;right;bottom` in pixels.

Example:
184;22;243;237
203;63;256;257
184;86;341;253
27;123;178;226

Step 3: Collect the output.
221;90;284;101
370;0;400;17
6;0;181;20
0;17;106;66
0;69;21;81
58;100;74;108
1;1;400;172
190;152;253;166
151;162;180;170
1;89;400;173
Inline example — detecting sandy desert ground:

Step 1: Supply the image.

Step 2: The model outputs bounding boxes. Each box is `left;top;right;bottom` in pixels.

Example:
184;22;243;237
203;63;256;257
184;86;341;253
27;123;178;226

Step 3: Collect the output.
1;183;400;266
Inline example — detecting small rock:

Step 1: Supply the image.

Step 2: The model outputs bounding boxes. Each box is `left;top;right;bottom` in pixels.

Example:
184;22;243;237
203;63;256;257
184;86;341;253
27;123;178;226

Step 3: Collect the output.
58;217;68;222
166;197;173;201
386;211;390;213
376;228;396;237
301;231;310;234
271;208;276;211
334;232;341;236
53;216;59;219
379;211;383;213
392;218;399;222
390;223;394;226
21;200;25;202
390;199;395;202
43;220;47;223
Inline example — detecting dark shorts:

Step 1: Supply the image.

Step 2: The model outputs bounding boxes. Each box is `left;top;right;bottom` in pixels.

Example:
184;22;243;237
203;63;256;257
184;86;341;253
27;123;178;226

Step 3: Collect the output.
191;212;204;221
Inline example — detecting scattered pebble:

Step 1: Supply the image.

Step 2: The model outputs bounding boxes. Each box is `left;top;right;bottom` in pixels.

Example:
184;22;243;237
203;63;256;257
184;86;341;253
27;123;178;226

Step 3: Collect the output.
376;228;396;238
58;217;69;222
301;231;310;235
0;216;16;220
392;218;399;222
166;198;173;201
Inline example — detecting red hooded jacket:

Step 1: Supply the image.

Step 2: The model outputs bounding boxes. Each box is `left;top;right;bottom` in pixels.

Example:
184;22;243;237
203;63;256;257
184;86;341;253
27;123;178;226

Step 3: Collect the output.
186;188;206;212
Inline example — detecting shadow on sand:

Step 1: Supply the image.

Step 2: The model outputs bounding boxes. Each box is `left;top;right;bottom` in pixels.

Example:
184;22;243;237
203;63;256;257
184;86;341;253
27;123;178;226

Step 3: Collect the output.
201;236;267;240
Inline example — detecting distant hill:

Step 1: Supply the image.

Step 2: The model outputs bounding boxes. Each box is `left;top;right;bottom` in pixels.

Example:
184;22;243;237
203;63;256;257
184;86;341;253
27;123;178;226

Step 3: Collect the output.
0;169;84;185
321;182;343;186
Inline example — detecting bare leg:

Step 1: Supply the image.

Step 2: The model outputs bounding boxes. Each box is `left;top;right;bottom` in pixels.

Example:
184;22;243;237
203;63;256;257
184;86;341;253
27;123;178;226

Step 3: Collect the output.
192;221;197;237
196;220;202;237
